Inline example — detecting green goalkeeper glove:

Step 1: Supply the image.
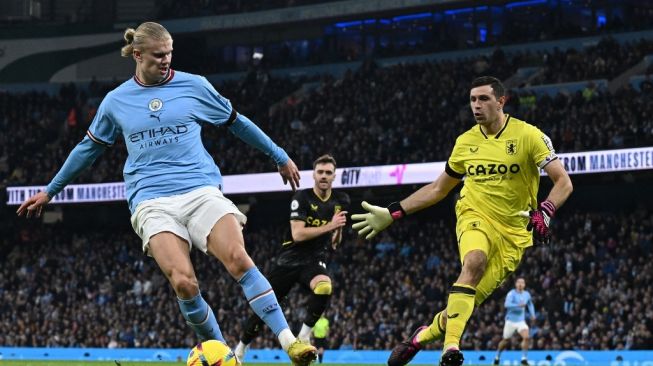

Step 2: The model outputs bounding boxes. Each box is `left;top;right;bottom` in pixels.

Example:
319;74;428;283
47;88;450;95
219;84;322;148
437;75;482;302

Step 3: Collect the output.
351;201;405;239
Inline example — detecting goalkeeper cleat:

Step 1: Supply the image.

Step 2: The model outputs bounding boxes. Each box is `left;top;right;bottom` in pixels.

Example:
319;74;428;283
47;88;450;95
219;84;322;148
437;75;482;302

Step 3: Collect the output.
387;326;427;366
439;347;464;366
287;339;318;366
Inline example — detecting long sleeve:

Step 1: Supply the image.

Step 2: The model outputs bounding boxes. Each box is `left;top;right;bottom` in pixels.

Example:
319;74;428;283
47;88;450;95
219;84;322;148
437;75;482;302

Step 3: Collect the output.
527;294;536;317
45;137;106;197
228;113;289;166
504;292;519;310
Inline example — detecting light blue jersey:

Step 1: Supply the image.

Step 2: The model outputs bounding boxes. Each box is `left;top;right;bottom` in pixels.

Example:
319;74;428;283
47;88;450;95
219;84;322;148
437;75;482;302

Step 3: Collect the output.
46;70;289;212
504;289;535;322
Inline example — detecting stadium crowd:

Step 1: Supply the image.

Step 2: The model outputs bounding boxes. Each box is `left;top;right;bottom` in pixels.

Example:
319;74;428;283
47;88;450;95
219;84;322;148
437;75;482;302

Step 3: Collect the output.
156;0;341;19
2;39;653;188
152;1;653;64
0;206;651;351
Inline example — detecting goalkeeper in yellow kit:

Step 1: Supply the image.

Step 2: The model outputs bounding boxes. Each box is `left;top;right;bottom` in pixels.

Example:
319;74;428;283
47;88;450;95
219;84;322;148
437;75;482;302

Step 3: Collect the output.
352;76;573;366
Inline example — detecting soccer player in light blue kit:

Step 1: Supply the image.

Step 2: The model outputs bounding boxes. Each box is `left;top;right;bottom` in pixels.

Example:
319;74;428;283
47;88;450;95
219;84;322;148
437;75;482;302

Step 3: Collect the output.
494;277;535;366
17;22;317;366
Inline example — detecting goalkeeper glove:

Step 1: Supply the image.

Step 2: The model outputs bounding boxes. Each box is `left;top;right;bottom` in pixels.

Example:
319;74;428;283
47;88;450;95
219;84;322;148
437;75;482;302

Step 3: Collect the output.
519;200;556;244
351;201;406;240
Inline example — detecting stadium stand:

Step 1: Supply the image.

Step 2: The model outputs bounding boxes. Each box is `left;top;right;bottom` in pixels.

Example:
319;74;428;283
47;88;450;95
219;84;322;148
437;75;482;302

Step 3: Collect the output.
0;204;651;350
156;0;342;19
2;39;653;187
2;0;653;358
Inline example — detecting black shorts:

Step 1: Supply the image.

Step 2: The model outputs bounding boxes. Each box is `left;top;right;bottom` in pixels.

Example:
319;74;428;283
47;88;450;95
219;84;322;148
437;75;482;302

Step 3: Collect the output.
266;262;329;298
314;337;327;349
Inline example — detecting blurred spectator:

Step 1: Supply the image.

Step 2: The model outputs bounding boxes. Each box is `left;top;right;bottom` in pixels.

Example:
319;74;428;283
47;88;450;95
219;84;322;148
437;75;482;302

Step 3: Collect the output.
0;206;651;350
2;40;653;187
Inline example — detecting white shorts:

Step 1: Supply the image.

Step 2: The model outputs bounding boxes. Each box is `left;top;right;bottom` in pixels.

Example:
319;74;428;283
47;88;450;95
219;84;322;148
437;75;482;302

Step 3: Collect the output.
503;320;529;339
130;186;247;255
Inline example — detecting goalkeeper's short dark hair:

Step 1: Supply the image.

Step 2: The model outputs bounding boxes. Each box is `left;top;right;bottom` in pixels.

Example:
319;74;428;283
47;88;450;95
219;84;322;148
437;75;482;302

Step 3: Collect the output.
313;154;337;169
471;76;505;98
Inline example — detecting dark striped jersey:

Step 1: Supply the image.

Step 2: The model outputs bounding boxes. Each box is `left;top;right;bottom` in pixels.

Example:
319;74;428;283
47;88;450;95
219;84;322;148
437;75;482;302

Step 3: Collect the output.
276;189;350;267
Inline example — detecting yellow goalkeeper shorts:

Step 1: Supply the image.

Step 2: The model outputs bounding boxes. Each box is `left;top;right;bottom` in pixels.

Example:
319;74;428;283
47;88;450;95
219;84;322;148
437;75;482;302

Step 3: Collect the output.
456;212;526;305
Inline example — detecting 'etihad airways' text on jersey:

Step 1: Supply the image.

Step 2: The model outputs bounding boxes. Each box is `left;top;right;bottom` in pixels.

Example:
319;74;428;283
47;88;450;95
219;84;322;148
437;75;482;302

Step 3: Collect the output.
87;70;234;212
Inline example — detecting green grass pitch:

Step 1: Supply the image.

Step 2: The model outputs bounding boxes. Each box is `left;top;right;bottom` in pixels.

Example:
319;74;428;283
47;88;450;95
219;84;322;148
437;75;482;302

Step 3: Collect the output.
0;363;397;366
0;362;400;366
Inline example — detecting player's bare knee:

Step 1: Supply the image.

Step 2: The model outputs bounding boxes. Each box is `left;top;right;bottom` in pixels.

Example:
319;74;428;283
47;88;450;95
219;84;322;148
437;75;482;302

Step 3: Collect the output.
310;275;332;295
460;250;487;284
170;271;199;298
224;247;254;278
312;280;332;295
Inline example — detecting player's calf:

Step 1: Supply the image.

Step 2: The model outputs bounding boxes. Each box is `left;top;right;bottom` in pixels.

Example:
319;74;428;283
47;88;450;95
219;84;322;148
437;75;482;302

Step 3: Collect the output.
177;293;225;342
299;281;332;342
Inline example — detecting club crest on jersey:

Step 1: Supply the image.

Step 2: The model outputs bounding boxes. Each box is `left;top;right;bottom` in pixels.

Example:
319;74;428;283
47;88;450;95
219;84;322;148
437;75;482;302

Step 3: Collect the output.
148;98;163;112
506;140;517;155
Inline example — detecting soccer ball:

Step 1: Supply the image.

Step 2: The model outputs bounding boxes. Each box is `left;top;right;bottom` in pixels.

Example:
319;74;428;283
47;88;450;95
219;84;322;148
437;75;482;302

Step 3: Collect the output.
186;340;238;366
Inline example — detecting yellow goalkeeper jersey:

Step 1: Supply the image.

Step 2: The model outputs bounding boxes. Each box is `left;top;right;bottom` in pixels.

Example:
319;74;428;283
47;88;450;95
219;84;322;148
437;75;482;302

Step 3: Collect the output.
446;115;558;247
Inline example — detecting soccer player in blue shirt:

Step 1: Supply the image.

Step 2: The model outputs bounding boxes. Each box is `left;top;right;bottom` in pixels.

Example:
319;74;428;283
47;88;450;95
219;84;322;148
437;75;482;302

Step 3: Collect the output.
17;22;317;366
494;277;536;365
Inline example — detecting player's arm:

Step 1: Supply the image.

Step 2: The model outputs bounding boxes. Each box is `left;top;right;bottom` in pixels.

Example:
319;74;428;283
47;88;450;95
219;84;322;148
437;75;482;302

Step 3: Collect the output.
198;77;300;190
331;194;351;249
228;113;300;190
17;98;115;219
291;210;348;242
398;170;462;214
504;292;521;310
331;227;343;249
352;170;461;239
520;130;573;243
542;159;573;209
527;294;536;320
519;159;573;243
16;136;107;218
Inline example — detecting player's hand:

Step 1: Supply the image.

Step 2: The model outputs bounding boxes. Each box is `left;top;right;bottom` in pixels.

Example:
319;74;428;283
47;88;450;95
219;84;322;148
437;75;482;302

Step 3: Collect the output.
329;211;348;231
278;158;300;191
331;228;343;250
16;191;51;218
518;200;556;244
351;201;396;240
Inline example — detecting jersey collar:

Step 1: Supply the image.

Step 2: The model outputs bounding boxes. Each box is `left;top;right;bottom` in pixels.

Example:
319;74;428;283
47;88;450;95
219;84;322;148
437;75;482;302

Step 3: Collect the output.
312;187;332;202
133;69;175;87
479;114;511;139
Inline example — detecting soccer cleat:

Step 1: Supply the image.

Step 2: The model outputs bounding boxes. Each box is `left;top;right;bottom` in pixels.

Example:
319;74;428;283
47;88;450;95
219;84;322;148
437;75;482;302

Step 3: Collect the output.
387;326;427;366
521;359;529;365
287;339;318;366
234;342;248;365
494;356;500;365
439;347;464;366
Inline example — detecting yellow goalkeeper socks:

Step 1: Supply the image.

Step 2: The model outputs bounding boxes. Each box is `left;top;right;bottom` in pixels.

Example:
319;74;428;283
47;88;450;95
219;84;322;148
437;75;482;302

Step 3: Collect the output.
416;310;445;344
443;283;476;349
